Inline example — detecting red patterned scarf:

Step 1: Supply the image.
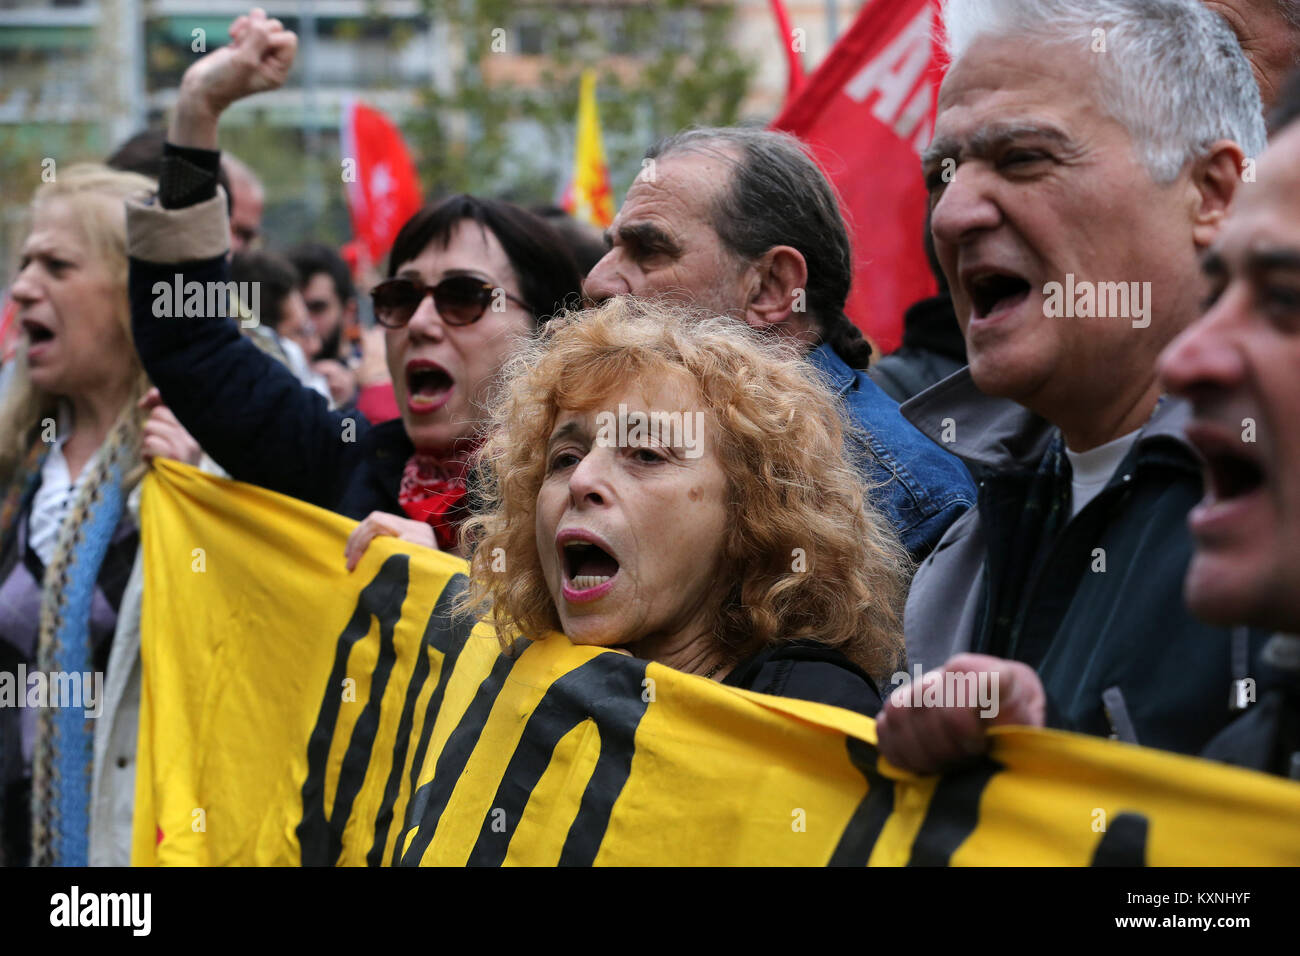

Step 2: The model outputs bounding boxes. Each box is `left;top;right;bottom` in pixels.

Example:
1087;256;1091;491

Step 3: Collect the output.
397;453;471;551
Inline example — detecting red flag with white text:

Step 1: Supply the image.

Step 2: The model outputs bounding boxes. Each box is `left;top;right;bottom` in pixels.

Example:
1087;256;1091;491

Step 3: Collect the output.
341;100;424;267
772;0;944;354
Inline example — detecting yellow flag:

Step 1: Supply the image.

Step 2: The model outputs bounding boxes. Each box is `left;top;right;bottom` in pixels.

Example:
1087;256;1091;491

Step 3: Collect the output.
561;69;615;229
134;461;1300;866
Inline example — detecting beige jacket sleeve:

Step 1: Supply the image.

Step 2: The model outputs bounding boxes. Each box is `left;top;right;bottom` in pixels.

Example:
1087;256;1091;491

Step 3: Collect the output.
125;187;230;263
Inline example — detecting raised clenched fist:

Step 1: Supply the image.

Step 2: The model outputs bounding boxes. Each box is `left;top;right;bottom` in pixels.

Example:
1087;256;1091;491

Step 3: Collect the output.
179;8;297;120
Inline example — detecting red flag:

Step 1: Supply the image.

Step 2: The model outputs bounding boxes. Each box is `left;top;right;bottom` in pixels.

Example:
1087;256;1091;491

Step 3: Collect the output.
0;296;18;364
773;0;945;354
341;100;424;266
767;0;806;102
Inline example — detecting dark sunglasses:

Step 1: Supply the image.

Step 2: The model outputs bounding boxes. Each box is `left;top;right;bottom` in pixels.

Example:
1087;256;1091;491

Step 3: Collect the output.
370;275;532;328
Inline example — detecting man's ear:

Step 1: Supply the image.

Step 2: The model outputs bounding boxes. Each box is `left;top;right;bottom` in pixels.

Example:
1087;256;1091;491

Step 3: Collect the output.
1190;140;1246;250
745;245;809;331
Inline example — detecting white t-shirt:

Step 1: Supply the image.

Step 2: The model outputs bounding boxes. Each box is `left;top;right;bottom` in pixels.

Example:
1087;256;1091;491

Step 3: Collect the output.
1064;430;1141;519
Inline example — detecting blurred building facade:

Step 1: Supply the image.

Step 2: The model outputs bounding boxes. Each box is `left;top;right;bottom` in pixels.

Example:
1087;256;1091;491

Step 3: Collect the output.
0;0;859;267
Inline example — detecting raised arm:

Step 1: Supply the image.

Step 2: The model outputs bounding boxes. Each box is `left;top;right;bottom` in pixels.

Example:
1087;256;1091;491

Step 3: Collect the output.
170;8;296;152
129;9;365;509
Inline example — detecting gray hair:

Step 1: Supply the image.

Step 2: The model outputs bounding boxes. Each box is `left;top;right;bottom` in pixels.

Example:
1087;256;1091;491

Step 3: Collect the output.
941;0;1268;182
645;127;873;368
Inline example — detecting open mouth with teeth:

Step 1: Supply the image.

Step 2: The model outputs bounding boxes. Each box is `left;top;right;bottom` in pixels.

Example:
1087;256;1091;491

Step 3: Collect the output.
406;364;453;412
562;540;621;595
968;272;1032;319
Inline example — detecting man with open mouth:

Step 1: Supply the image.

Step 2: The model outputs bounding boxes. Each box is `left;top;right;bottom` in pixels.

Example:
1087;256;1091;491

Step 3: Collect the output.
877;0;1274;774
1158;73;1300;779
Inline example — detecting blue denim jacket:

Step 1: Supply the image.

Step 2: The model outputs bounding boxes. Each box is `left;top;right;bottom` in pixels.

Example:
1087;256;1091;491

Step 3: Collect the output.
807;343;975;562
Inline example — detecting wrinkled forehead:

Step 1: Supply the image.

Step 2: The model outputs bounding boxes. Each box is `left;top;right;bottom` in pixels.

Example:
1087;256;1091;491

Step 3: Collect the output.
935;33;1107;143
618;150;736;226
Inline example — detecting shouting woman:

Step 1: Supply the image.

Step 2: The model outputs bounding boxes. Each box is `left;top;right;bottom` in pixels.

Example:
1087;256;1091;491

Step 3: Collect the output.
126;10;583;563
460;297;911;710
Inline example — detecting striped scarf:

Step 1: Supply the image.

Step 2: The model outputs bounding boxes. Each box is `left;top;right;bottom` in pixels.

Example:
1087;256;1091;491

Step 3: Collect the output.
30;409;141;866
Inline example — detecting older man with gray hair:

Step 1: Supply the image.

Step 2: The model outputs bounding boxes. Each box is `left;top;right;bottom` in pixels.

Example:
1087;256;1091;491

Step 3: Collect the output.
877;0;1272;771
584;127;976;563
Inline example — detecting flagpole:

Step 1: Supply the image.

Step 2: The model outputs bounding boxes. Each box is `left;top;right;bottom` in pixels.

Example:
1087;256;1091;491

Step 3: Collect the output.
767;0;806;101
300;0;324;220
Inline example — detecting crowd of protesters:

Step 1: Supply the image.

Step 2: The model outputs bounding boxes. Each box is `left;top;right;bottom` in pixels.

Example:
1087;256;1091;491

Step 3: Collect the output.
3;0;1300;866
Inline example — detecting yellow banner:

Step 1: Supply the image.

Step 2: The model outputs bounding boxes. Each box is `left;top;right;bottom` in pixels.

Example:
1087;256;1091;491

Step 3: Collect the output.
134;461;1300;866
561;69;615;229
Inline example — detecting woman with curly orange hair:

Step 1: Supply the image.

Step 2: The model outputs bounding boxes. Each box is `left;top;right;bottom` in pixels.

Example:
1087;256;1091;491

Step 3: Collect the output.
461;296;910;714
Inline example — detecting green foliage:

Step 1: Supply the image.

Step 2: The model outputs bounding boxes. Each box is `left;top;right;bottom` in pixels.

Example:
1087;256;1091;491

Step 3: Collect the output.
408;0;755;204
0;123;102;274
0;2;755;266
218;113;353;249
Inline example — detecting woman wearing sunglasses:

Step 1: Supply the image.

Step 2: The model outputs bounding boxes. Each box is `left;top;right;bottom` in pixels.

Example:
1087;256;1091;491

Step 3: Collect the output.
126;11;582;562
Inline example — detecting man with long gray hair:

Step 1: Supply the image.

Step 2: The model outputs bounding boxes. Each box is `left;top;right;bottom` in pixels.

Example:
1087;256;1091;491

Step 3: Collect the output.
584;127;976;563
877;0;1272;771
